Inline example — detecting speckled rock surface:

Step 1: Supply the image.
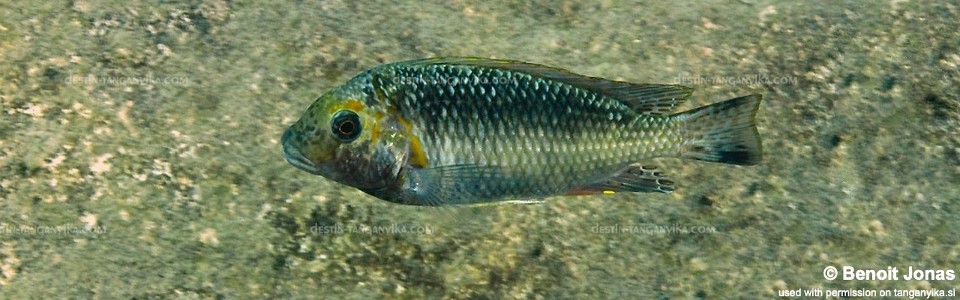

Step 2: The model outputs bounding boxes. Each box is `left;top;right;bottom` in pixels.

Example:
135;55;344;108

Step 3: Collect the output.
1;0;957;298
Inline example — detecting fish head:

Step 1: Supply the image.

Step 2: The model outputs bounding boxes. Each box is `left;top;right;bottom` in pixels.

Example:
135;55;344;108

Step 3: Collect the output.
282;82;408;192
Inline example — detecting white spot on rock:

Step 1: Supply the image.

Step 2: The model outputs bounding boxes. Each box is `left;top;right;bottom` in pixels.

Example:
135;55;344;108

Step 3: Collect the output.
89;153;114;174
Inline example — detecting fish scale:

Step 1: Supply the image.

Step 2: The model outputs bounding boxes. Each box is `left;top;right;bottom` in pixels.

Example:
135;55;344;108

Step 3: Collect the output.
282;57;763;205
373;63;671;199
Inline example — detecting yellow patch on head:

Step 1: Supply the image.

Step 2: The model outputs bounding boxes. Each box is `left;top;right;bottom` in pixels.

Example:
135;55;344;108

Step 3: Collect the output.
370;112;385;144
408;136;429;168
395;115;429;168
328;99;366;114
602;190;616;195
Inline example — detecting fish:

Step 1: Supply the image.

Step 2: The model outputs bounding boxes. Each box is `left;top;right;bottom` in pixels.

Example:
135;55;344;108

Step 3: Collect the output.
281;57;762;206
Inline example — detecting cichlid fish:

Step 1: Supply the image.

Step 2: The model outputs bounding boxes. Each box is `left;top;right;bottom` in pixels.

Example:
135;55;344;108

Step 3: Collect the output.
281;58;762;206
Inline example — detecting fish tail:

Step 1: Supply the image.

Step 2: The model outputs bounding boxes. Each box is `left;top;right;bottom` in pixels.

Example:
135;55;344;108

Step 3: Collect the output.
674;94;763;165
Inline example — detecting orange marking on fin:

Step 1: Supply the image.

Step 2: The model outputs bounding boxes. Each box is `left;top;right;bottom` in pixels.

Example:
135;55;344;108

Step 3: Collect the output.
565;189;598;196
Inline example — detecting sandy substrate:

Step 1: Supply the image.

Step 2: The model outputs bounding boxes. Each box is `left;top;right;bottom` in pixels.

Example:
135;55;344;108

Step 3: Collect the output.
1;0;957;298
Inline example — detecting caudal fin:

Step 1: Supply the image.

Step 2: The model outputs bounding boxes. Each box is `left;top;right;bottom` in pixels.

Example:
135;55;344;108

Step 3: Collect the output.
674;95;763;165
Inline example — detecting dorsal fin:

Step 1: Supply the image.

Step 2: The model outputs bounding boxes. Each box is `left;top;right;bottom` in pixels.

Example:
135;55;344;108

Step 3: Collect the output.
401;57;693;115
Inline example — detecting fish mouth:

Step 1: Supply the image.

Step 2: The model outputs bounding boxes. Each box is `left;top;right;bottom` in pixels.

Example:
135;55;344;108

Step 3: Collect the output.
282;130;323;175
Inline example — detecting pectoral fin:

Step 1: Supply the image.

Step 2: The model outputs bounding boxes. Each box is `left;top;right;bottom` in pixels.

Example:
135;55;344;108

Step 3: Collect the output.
403;164;514;206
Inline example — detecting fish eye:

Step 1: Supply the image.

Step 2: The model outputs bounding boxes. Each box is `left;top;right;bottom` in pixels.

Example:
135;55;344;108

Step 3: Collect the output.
331;110;362;142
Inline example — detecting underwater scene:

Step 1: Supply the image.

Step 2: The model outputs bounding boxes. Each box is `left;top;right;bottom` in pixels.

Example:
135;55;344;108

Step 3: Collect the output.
1;0;958;298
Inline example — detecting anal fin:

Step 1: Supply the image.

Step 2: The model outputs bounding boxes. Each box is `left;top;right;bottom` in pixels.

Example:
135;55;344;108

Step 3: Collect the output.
566;165;675;195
